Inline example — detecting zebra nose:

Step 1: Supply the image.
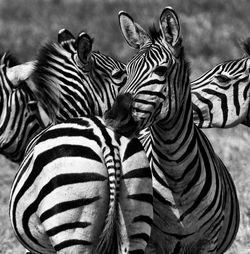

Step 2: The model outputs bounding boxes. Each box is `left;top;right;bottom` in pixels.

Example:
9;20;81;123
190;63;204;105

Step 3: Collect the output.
104;93;136;134
105;93;133;121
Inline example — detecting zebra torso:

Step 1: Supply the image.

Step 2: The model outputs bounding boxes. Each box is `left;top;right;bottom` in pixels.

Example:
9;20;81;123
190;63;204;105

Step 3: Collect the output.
191;43;250;128
104;8;239;253
141;95;239;253
10;116;153;254
0;53;45;162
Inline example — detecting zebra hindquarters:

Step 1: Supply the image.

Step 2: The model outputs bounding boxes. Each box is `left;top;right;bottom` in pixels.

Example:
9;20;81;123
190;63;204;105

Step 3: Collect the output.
11;151;109;254
119;137;153;254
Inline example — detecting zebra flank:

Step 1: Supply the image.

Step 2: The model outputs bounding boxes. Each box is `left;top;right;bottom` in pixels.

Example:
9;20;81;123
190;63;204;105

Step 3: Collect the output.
9;116;153;253
191;38;250;128
105;7;239;254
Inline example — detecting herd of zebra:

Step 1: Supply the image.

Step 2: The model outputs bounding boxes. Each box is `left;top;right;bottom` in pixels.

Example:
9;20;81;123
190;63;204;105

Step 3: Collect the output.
0;6;250;254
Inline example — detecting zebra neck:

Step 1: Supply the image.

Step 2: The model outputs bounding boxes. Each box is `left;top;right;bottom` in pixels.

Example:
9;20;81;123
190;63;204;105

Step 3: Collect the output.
149;92;197;176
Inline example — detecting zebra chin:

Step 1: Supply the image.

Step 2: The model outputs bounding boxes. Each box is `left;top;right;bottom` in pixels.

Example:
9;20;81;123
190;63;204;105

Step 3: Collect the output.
104;93;139;138
104;111;139;138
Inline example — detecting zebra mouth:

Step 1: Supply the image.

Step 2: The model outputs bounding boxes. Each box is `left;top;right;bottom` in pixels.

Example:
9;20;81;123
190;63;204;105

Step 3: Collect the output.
104;93;139;138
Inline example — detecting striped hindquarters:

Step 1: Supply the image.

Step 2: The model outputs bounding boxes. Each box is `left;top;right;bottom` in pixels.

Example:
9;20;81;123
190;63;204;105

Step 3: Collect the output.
10;116;153;254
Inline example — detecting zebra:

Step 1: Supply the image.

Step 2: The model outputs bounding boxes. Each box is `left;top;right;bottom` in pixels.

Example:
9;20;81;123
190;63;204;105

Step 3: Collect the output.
29;29;127;123
26;28;250;136
9;116;153;254
104;7;239;254
191;38;250;128
0;28;126;164
0;52;47;163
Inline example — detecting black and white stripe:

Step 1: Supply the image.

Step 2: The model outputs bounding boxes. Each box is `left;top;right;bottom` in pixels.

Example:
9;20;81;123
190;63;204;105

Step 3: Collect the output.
105;7;239;254
10;116;153;254
0;53;45;162
31;29;127;123
191;38;250;128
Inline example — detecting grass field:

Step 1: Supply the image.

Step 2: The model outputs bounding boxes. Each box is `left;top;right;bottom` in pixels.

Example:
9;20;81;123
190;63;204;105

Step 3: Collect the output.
0;0;249;253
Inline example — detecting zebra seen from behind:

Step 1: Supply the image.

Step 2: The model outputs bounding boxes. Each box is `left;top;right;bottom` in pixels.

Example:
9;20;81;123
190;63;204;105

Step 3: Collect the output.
105;7;239;253
10;116;153;254
192;39;250;128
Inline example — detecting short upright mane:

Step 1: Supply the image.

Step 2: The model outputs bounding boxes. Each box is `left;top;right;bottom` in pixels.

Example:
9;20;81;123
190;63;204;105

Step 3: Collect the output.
32;43;65;122
242;37;250;56
148;24;162;43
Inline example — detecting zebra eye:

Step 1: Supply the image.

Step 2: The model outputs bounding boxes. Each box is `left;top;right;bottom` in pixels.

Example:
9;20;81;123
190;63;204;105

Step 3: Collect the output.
112;69;126;79
154;66;168;76
216;74;231;83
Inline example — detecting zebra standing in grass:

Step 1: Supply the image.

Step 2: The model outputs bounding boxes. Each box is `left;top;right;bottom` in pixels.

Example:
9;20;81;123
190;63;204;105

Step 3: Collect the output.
192;39;250;128
10;116;153;254
0;53;47;163
105;7;239;254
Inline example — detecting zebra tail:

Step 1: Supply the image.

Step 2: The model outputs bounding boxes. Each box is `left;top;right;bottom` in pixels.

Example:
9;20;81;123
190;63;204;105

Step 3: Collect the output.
95;194;120;254
95;147;121;254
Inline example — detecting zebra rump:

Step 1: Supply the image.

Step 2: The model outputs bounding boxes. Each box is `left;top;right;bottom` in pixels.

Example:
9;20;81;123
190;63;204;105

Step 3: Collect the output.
9;116;153;254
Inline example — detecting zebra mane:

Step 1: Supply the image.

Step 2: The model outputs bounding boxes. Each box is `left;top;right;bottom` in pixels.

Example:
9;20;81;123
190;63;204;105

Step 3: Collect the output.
32;42;67;123
148;24;162;43
242;37;250;56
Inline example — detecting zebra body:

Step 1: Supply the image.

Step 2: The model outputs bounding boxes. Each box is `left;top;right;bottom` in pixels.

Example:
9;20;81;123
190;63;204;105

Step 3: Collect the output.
191;45;250;128
105;7;239;254
10;116;153;254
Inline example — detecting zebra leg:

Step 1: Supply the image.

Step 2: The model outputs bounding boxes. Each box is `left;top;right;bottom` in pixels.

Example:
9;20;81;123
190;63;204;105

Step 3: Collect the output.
119;138;153;253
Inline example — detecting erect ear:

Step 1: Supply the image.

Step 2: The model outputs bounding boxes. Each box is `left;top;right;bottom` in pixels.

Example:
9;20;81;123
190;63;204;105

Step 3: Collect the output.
159;6;180;47
6;61;36;87
119;11;150;49
75;32;93;64
58;28;75;44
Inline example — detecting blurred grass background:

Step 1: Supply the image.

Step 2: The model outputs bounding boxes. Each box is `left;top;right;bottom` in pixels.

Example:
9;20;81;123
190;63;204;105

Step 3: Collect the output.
0;0;249;253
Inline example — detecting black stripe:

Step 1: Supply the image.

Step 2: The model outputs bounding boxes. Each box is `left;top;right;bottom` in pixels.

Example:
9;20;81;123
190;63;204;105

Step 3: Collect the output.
40;196;100;222
122;167;151;179
129;233;150;243
128;250;144;254
54;239;92;251
127;193;153;205
133;215;153;226
47;222;91;237
123;138;144;161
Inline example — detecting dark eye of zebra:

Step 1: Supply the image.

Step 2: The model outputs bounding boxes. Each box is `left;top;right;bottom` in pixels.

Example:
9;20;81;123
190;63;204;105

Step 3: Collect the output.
111;69;125;79
154;66;168;76
215;74;232;83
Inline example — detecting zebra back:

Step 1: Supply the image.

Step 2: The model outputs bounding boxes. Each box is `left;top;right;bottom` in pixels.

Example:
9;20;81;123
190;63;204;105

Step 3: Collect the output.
191;38;250;128
30;30;127;123
10;116;153;254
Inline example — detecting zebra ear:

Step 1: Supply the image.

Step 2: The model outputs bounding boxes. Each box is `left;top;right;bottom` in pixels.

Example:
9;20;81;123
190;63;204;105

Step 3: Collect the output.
58;28;75;45
159;6;180;47
6;61;36;87
76;32;93;64
119;11;149;49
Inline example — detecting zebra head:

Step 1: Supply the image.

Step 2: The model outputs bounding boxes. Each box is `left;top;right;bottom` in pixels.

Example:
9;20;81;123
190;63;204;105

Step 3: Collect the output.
105;7;189;137
0;53;46;162
31;29;127;122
